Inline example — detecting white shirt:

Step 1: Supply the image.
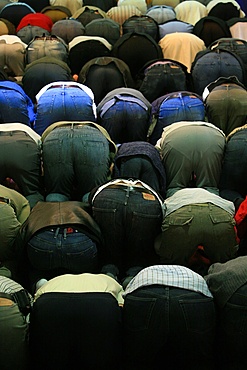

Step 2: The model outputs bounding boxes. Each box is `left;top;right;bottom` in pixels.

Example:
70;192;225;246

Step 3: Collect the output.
35;273;124;305
69;36;112;51
91;178;165;217
0;122;41;146
123;265;213;298
35;81;97;118
164;188;235;216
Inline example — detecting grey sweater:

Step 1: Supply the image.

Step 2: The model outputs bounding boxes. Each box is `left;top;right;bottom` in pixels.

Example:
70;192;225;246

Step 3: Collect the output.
205;256;247;308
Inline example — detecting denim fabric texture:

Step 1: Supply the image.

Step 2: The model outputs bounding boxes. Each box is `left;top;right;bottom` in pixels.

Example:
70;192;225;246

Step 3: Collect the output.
139;62;188;103
34;86;96;135
43;125;110;200
0;88;32;126
92;187;162;276
123;285;216;370
27;228;98;283
98;99;150;144
150;93;205;145
216;284;247;370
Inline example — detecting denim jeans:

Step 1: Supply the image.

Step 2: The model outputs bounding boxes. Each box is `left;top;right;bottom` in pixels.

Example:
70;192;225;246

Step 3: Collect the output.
219;128;247;203
34;86;96;135
191;50;245;96
91;187;163;277
123;285;216;370
216;284;247;370
97;99;150;144
149;93;205;145
27;227;98;285
139;62;188;104
42;124;110;200
0;89;32;126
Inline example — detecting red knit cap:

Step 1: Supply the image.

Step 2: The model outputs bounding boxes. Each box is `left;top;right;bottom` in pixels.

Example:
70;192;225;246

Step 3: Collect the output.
16;13;53;33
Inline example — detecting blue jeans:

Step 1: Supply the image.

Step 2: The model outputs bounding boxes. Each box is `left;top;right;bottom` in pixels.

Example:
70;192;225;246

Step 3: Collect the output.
0;89;32;126
42;124;110;201
97;99;150;144
34;86;96;135
219;128;247;203
91;186;162;277
149;93;205;145
27;227;98;285
216;284;247;370
139;61;188;103
123;285;216;370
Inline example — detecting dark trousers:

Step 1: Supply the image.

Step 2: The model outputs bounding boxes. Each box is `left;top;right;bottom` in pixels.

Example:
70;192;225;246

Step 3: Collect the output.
30;292;123;370
216;283;247;370
220;128;247;203
123;285;216;370
92;186;162;277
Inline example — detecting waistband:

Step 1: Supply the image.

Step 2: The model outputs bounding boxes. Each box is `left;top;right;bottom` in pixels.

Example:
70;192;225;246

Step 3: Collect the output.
48;84;82;90
0;292;14;301
49;227;79;237
107;183;154;195
0;196;16;213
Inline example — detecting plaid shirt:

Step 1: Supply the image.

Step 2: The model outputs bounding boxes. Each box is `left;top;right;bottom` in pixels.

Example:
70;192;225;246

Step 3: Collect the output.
123;265;213;298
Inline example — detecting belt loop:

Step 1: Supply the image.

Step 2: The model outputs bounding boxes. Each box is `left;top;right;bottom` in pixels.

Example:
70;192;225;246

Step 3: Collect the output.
54;227;60;238
63;228;67;240
124;186;131;206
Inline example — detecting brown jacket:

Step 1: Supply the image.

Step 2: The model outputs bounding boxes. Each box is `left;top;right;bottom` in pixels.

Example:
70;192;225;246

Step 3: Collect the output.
17;201;103;247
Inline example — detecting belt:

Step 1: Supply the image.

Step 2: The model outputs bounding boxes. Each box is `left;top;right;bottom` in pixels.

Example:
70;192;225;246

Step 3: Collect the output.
0;196;10;205
0;292;14;301
164;92;202;101
107;184;154;195
50;227;79;234
48;84;82;90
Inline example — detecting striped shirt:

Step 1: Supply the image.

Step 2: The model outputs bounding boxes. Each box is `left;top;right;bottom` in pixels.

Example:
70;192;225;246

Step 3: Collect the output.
0;276;24;295
123;265;213;298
